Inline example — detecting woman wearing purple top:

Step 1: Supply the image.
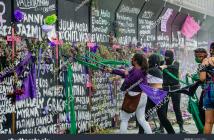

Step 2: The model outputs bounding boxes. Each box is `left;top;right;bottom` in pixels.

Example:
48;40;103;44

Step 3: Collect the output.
105;53;152;134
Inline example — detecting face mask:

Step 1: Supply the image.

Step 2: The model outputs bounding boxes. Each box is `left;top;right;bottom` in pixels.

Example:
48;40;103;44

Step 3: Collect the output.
165;58;173;65
195;57;201;63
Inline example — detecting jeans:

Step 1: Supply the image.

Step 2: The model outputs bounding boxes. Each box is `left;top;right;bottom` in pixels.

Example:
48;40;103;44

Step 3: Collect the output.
120;92;152;134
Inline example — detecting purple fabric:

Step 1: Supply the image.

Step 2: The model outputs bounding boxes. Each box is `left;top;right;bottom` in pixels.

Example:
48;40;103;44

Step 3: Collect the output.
16;62;36;101
112;69;126;78
0;53;32;82
112;68;147;92
139;84;167;105
0;52;36;101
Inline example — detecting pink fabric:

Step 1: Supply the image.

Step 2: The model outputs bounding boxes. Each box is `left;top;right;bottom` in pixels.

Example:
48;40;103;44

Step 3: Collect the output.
181;16;200;39
113;45;120;49
52;39;63;45
135;48;142;51
87;42;96;48
86;82;92;87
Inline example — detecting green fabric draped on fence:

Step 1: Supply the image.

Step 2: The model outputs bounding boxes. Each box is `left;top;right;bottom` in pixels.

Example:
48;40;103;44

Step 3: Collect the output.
65;64;77;134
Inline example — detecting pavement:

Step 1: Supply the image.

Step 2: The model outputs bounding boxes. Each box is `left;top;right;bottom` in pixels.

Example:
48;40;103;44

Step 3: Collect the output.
94;111;214;134
112;111;199;134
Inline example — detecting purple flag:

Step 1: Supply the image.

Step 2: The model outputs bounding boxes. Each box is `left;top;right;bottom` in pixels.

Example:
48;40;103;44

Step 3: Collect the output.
139;84;167;105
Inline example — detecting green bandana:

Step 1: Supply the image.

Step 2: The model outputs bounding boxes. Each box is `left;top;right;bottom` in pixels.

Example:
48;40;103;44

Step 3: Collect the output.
195;57;201;63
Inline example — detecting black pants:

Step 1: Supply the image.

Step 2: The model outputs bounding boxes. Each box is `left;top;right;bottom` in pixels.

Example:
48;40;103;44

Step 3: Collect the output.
163;86;184;127
199;92;205;125
138;97;175;134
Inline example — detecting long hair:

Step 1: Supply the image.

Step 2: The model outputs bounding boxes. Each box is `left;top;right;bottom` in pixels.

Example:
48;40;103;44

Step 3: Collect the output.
133;53;148;73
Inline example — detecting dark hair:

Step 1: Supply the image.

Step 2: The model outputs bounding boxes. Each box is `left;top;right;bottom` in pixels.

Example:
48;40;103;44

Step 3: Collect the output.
133;53;148;72
165;50;174;59
194;48;207;54
210;42;214;50
148;54;161;68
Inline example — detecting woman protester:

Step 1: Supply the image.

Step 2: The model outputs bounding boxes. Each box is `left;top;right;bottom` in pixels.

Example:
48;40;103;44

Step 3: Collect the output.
138;54;175;134
105;53;152;134
200;43;214;134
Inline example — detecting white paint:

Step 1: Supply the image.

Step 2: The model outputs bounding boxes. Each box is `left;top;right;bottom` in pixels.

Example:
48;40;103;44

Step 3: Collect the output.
59;20;88;32
16;118;35;129
16;0;50;10
142;11;154;19
23;13;43;25
15;98;44;109
73;85;86;96
119;4;140;14
0;1;6;27
16;107;39;119
59;19;89;42
116;13;132;22
16;24;42;40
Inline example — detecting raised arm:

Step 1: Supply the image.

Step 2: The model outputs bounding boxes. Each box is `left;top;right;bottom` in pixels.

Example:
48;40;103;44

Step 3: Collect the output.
167;61;179;71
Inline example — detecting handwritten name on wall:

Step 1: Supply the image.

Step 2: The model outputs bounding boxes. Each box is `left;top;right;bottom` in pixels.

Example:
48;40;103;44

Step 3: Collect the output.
138;10;156;47
59;20;89;42
91;7;111;43
0;77;15;134
0;0;11;36
91;72;115;130
15;62;69;134
58;0;89;43
14;0;56;40
116;4;139;45
157;33;170;48
72;63;91;133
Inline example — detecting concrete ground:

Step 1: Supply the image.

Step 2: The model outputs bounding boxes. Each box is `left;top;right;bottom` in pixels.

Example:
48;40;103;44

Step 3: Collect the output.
94;111;214;134
113;111;199;134
113;111;214;134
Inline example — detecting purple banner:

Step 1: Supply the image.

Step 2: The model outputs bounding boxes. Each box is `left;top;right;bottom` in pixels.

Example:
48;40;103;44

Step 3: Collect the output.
139;83;167;105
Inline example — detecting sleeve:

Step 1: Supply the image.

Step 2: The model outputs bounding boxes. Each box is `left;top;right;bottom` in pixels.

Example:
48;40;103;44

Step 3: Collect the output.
167;61;179;71
123;72;141;86
111;69;126;78
120;71;143;91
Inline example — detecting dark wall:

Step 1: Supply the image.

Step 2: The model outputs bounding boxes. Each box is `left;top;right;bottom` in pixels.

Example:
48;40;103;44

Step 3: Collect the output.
0;0;11;36
1;0;214;134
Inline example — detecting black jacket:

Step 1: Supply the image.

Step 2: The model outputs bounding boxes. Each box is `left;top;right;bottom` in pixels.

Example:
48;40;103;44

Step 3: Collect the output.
163;61;180;86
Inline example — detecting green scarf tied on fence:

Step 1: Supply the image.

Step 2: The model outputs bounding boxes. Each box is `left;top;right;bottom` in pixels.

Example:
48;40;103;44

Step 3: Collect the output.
101;60;130;66
76;58;100;70
65;64;77;134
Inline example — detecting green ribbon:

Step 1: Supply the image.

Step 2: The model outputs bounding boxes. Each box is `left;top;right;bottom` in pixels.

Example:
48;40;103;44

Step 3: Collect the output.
85;50;104;61
163;69;188;85
76;58;100;70
101;60;130;66
65;64;77;134
84;50;130;66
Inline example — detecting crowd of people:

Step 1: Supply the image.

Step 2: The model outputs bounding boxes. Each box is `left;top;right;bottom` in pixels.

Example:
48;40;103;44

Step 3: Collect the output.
104;43;214;134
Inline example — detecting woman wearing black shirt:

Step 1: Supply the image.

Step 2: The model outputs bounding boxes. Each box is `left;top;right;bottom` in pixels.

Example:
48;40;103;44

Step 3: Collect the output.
138;54;175;134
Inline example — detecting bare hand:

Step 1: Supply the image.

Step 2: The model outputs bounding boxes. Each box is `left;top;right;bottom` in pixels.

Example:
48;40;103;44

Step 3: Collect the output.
124;70;129;76
202;58;209;66
104;68;112;73
160;65;167;70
